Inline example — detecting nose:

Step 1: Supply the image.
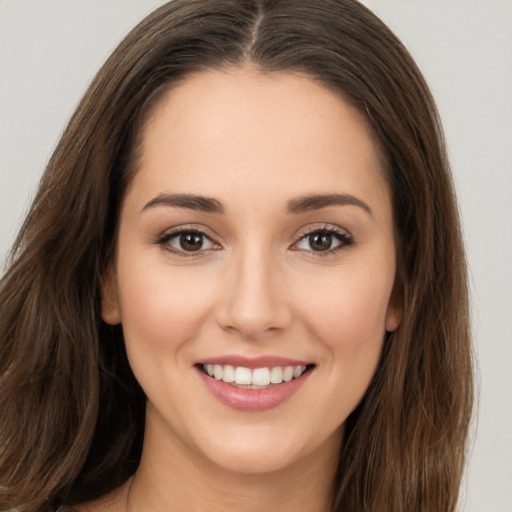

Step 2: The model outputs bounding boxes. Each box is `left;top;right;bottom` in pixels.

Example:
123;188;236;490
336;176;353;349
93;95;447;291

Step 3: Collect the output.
215;245;292;340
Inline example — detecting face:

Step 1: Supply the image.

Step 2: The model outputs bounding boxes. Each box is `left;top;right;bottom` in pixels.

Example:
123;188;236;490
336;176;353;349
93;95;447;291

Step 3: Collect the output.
102;68;401;476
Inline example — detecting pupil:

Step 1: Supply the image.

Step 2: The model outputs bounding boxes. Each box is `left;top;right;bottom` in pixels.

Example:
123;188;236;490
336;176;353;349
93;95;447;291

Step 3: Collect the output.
310;233;332;251
180;233;203;251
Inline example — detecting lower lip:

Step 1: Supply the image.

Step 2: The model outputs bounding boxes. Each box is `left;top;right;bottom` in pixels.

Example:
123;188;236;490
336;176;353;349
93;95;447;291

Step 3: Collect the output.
197;368;311;412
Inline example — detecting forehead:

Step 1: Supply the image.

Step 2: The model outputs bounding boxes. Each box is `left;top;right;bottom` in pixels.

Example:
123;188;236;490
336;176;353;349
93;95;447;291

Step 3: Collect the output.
129;67;390;215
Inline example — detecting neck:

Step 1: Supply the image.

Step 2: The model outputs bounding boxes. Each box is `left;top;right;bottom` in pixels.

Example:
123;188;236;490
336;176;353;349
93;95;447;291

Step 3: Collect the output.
127;412;341;512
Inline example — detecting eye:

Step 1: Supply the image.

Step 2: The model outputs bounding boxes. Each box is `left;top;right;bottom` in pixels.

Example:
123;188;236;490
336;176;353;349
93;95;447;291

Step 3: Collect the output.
294;228;353;254
157;229;218;255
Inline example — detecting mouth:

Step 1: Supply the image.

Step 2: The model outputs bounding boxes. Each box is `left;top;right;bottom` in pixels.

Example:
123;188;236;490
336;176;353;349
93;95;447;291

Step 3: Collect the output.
195;359;315;411
198;363;314;389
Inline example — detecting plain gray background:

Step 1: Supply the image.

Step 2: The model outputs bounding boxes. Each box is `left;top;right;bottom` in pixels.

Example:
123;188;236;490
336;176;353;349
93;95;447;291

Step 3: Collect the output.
1;1;511;510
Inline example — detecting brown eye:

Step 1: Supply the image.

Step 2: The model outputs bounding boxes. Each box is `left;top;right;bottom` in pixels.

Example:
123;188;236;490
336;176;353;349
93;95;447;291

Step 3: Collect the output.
308;233;334;252
158;229;217;255
295;228;353;254
180;232;204;251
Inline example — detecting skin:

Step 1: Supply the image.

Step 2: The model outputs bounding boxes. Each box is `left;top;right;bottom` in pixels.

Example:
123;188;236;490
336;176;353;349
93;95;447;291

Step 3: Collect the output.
91;67;402;512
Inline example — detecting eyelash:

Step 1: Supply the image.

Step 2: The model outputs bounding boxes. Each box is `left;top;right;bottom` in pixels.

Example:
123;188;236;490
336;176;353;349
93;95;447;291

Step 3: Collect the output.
294;226;354;255
155;228;219;259
155;226;354;258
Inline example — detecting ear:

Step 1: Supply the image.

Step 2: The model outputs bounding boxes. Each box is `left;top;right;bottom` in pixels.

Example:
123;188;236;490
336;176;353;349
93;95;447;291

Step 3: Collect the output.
100;264;121;325
385;279;403;332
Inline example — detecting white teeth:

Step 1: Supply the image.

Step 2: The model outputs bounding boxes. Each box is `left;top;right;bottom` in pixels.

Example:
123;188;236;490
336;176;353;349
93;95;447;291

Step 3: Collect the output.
270;366;283;384
213;364;223;380
252;367;271;386
293;365;306;378
202;363;309;386
283;366;294;382
234;366;252;385
222;364;235;383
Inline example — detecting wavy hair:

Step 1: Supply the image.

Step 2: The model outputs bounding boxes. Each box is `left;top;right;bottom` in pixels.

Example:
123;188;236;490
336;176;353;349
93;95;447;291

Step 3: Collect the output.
0;1;473;510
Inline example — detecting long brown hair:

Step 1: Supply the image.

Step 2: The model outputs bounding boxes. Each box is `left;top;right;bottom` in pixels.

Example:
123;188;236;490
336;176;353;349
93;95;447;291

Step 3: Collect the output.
0;1;473;510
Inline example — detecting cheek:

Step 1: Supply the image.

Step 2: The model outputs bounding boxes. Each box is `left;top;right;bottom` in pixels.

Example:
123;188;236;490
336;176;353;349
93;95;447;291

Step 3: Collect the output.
295;262;394;424
305;273;393;336
115;259;217;361
295;254;396;365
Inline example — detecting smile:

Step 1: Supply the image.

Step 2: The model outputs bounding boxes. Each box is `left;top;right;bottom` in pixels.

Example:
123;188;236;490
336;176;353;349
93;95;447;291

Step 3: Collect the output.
196;359;314;412
202;364;308;388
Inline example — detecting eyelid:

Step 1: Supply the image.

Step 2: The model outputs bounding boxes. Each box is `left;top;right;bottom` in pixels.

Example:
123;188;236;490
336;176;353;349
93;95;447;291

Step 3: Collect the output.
155;226;221;257
154;223;353;258
296;223;352;238
290;224;354;254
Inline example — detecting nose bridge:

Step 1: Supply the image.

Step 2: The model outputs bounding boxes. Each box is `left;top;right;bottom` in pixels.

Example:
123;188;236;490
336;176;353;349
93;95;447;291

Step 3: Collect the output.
217;238;290;338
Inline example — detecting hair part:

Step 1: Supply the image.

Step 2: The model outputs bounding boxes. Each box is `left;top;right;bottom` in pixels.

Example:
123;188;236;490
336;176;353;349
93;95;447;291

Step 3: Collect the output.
0;1;473;511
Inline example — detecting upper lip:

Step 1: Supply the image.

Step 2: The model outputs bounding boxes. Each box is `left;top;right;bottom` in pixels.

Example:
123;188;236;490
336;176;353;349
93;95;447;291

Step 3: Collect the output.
195;355;312;369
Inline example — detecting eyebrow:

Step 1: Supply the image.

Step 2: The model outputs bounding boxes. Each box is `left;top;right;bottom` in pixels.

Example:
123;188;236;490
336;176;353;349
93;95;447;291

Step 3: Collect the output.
286;193;373;216
141;192;372;216
141;193;224;214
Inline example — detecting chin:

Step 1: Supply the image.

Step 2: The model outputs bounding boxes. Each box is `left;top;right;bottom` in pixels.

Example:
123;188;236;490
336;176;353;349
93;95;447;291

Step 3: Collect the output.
193;423;334;476
207;445;301;475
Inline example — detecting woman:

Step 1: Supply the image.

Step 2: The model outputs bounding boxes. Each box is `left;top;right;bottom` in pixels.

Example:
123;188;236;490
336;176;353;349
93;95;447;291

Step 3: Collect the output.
0;1;473;511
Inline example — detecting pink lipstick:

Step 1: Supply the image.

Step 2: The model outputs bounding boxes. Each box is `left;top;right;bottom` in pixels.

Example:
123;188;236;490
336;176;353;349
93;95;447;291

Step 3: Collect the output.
195;356;314;411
